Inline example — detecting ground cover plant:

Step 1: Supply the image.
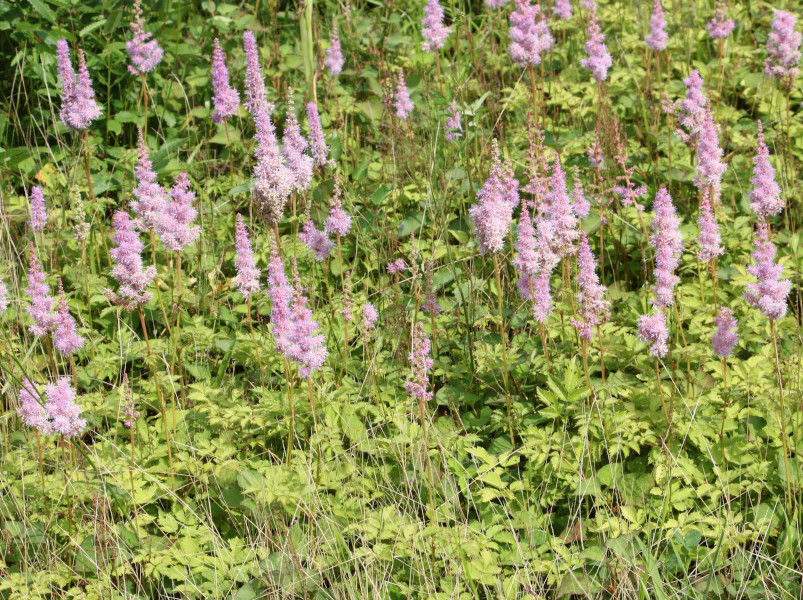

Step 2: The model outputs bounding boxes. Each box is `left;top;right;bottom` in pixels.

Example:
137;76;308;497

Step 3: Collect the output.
0;0;802;597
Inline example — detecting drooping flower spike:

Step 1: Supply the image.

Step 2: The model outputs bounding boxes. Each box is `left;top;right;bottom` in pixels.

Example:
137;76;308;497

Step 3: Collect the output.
299;218;334;261
580;15;612;82
130;127;169;232
675;70;708;146
17;378;86;438
306;102;330;168
233;214;261;299
210;38;240;124
126;0;164;76
421;0;451;52
637;310;669;358
325;181;352;238
696;191;723;263
55;40;101;131
25;244;59;337
53;281;85;356
29;186;48;232
159;173;200;252
325;21;345;75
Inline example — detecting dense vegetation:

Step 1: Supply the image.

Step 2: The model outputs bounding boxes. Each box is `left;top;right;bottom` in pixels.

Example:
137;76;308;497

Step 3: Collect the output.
0;0;802;598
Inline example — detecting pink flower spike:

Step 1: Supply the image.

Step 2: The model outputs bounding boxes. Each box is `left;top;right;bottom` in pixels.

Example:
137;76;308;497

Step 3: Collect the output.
299;219;334;261
18;379;53;435
571;167;591;218
422;0;451;53
486;0;511;7
744;221;791;322
554;0;572;20
580;16;612;82
106;211;157;310
126;0;164;76
543;154;578;258
282;92;314;193
361;302;379;332
159;173;200;252
508;0;554;67
44;377;86;438
696;192;723;262
30;186;48;232
325;21;345;75
648;188;683;309
210;38;240;124
0;276;8;315
233;214;261;299
25;243;58;337
387;258;407;274
130;128;169;233
405;322;434;402
571;232;609;340
764;10;801;85
675;70;708;146
711;308;738;358
645;0;668;51
470;141;520;255
324;183;352;237
306;103;330;168
749;120;783;218
56;40;101;131
394;70;414;120
445;101;463;141
637;310;669;358
694;110;726;201
53;283;85;356
707;1;735;39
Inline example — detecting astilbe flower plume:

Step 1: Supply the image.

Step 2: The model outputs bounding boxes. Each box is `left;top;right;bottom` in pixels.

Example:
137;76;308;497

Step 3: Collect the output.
648;188;684;308
325;22;344;75
749;121;783;218
543;155;579;258
282;92;314;193
243;31;293;226
571;232;610;340
470;142;520;254
325;183;352;237
580;16;613;82
405;322;434;403
613;183;648;211
56;40;101;131
30;186;48;232
637;310;669;357
675;70;708;146
645;0;668;50
299;219;334;261
106;211;157;310
744;221;791;321
696;192;723;262
160;173;200;252
514;202;539;288
53;284;84;356
571;168;591;218
508;0;554;67
361;302;379;333
711;308;738;357
445;102;462;141
267;252;327;378
25;244;58;337
554;0;572;20
0;276;8;315
707;2;735;39
394;70;414;120
210;38;240;124
764;10;801;85
387;258;407;274
121;374;140;429
233;214;261;299
694;110;727;200
126;0;164;76
130;128;169;232
306;103;330;168
18;379;52;435
45;378;86;437
421;0;450;52
582;0;597;12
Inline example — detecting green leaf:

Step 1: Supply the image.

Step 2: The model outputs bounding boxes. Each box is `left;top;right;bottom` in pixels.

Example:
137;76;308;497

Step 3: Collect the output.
28;0;56;23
